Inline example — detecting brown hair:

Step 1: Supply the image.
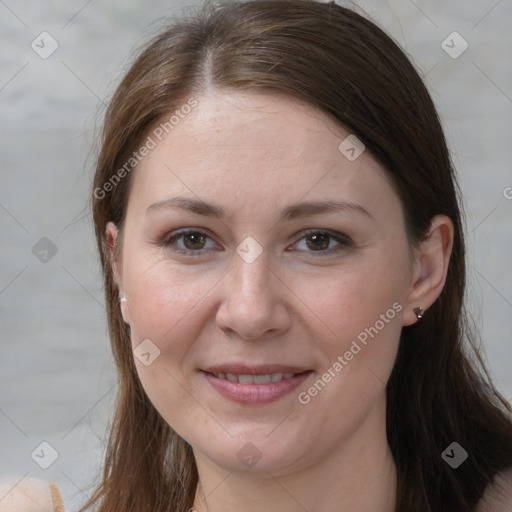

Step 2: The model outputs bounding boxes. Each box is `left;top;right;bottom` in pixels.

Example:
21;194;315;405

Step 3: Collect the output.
85;1;512;510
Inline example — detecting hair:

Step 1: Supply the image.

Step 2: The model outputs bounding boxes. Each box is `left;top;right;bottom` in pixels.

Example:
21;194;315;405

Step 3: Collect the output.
85;1;512;510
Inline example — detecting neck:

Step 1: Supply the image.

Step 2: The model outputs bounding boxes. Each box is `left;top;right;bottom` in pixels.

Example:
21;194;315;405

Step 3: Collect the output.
192;396;397;512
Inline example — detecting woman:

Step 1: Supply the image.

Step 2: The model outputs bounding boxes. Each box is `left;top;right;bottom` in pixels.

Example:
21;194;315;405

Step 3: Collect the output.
7;1;511;511
89;0;512;510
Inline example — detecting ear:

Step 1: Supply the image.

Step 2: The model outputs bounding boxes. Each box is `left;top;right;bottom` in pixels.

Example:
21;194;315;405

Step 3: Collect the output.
106;221;131;325
403;214;454;326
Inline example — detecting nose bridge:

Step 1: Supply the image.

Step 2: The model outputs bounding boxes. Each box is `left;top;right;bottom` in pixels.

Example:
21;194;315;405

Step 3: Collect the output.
230;233;269;286
231;245;274;300
215;243;288;339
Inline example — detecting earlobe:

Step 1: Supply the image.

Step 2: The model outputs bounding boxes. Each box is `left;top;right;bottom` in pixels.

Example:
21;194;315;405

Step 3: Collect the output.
119;295;131;325
403;215;454;326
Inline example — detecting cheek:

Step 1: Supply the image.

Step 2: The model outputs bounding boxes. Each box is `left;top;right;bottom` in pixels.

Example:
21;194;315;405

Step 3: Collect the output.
125;256;215;349
291;269;404;436
298;274;403;373
299;253;406;339
289;244;408;396
124;258;217;432
122;251;233;429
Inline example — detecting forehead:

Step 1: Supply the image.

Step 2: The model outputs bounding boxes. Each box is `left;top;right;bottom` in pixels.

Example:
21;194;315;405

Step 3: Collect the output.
127;91;400;223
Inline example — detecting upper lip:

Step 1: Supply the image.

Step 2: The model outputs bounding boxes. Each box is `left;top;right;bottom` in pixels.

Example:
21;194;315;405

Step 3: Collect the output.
202;364;311;375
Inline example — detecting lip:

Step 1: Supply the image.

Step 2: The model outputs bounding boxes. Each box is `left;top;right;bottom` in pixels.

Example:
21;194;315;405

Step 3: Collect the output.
200;366;313;404
203;364;310;375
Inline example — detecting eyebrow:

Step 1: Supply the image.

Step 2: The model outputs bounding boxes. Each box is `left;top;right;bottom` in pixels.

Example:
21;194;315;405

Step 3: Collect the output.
146;196;373;222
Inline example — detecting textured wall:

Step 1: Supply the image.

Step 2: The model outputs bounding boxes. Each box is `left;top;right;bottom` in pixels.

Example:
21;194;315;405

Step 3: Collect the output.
1;0;511;509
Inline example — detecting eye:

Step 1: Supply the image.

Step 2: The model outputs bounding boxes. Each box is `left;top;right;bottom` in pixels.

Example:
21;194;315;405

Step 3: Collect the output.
162;228;351;256
163;229;219;255
290;229;352;256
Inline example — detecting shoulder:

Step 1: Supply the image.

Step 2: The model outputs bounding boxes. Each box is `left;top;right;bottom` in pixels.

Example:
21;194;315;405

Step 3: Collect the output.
0;478;66;512
476;466;512;512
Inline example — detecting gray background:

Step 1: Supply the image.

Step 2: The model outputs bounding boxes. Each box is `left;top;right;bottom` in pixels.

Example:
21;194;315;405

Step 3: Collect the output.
1;0;511;509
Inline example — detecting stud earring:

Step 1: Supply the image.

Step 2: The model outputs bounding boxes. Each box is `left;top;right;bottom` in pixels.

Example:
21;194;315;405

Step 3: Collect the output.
119;296;127;303
413;307;424;320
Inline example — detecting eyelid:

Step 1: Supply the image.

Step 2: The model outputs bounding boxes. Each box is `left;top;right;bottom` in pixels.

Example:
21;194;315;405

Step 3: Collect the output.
292;228;351;245
162;228;352;256
287;228;352;255
164;228;221;255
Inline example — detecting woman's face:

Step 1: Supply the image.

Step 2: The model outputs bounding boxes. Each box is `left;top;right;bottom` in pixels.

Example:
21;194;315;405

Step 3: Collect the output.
109;91;417;475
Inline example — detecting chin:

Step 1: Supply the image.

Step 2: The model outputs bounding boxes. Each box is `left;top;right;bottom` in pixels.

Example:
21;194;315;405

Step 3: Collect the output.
188;426;316;476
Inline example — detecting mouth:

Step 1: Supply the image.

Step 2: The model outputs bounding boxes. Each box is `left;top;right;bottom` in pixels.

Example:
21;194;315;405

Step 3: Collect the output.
208;372;300;384
200;365;313;404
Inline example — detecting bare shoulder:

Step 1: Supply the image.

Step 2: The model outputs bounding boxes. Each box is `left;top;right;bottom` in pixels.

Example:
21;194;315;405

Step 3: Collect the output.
476;466;512;512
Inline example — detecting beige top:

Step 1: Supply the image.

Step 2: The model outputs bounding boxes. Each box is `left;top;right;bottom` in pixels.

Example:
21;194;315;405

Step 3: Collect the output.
0;479;65;512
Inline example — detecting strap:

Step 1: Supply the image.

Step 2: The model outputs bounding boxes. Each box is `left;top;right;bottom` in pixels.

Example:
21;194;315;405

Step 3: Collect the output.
49;482;65;512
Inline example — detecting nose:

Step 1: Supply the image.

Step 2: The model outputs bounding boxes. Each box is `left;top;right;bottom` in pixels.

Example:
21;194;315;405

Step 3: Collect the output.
215;251;291;340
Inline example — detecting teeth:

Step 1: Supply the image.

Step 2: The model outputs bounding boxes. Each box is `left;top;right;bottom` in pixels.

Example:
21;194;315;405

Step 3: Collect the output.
213;372;298;384
254;374;272;384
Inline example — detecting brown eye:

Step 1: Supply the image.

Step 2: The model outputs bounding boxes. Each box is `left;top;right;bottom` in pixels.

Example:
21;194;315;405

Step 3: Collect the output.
305;232;330;251
291;229;351;255
182;232;206;250
164;230;217;255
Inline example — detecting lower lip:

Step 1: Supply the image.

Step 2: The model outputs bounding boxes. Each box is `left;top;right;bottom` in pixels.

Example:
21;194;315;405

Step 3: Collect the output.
202;371;313;404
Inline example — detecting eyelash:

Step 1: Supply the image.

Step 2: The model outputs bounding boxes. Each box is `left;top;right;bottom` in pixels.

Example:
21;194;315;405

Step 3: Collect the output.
162;229;352;257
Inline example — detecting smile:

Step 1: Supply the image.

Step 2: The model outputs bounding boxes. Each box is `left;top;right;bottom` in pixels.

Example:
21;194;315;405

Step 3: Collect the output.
209;372;298;384
201;369;313;404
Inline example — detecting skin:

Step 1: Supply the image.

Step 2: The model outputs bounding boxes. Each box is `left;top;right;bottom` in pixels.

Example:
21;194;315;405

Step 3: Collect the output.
107;91;454;511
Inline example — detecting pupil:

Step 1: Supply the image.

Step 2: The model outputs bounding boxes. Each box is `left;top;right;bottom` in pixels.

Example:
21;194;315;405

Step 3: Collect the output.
307;233;329;251
185;233;205;249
